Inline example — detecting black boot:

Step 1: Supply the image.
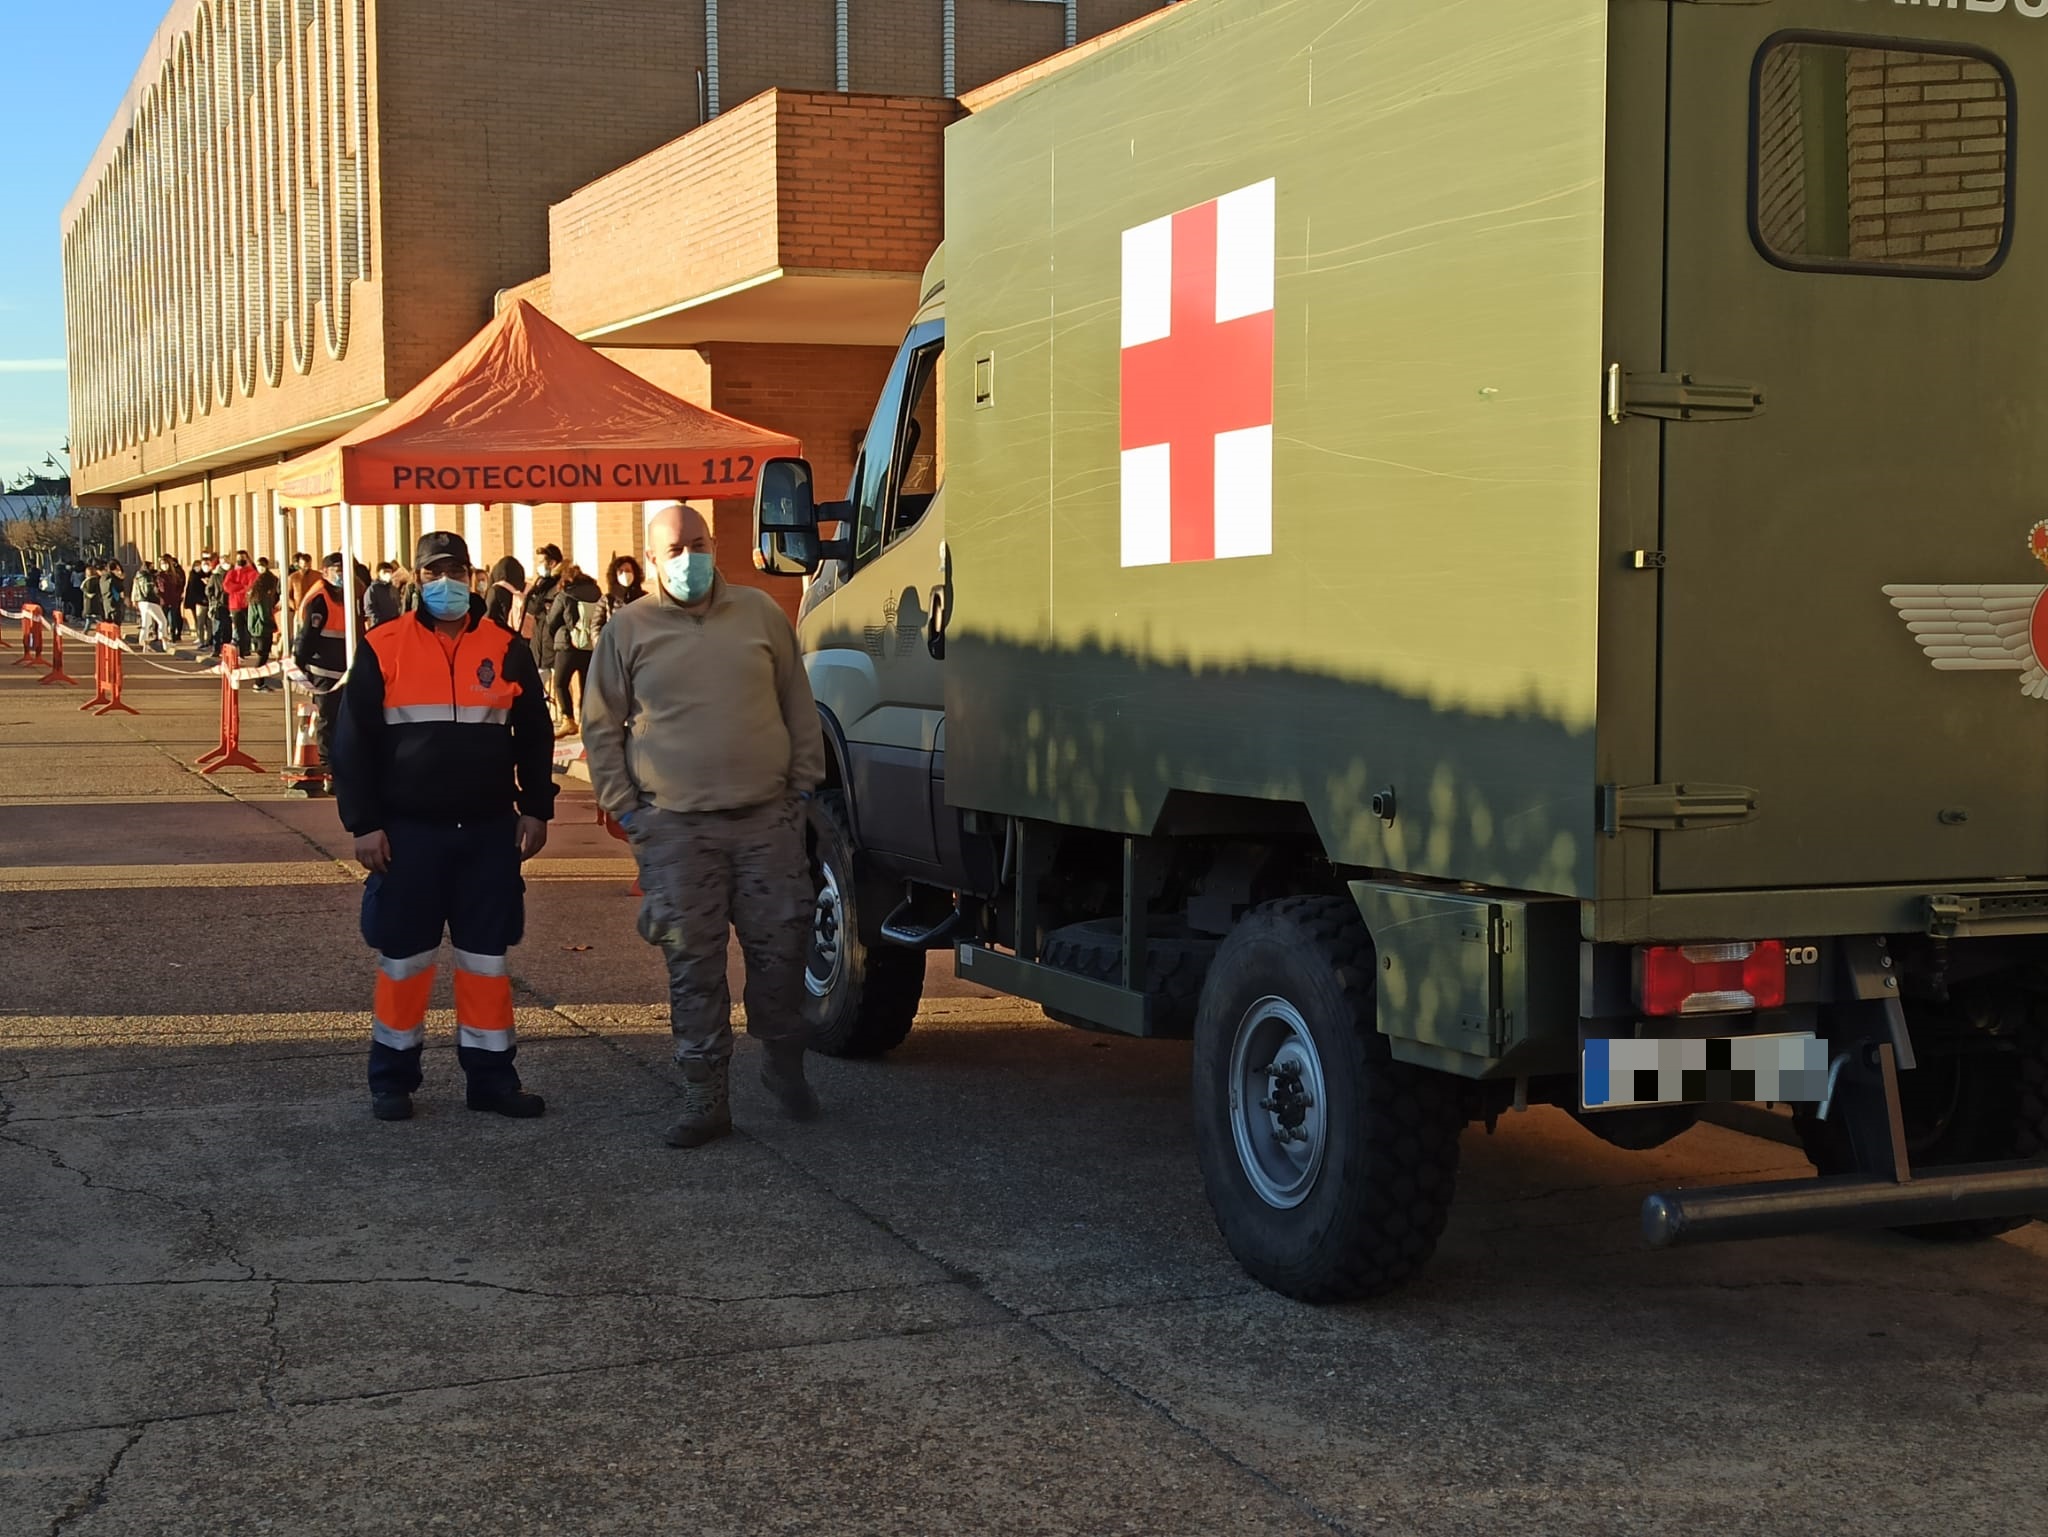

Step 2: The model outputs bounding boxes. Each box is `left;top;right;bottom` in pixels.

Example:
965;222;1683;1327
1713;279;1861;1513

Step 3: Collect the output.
467;1084;546;1118
760;1038;821;1122
371;1092;414;1122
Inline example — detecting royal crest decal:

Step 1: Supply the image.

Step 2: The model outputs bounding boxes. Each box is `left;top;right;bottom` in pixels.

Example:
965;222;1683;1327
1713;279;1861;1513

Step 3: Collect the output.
1883;521;2048;700
476;657;496;689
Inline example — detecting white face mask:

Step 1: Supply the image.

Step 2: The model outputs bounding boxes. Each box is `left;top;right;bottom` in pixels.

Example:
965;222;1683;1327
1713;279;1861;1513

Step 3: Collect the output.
659;551;715;604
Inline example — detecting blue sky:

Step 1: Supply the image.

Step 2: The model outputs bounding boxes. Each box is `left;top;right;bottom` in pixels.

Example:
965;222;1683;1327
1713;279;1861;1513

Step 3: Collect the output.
0;0;168;486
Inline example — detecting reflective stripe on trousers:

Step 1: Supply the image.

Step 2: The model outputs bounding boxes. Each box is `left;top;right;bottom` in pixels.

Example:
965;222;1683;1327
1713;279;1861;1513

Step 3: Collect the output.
371;949;435;1051
453;947;515;1051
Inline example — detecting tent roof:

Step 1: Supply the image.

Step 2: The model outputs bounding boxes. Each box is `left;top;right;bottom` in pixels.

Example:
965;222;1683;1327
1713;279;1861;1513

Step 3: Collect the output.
275;300;799;509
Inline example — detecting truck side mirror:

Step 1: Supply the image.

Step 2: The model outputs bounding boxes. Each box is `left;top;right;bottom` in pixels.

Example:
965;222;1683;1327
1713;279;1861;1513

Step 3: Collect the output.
754;458;823;577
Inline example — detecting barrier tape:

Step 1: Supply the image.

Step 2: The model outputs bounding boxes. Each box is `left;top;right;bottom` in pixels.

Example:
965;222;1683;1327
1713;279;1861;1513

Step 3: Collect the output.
2;608;307;688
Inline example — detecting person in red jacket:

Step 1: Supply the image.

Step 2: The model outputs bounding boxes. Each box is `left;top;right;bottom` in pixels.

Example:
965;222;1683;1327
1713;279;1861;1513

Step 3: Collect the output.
222;550;259;657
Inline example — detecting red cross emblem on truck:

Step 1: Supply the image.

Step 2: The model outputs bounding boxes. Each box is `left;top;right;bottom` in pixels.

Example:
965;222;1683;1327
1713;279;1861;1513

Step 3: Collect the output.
1119;179;1276;566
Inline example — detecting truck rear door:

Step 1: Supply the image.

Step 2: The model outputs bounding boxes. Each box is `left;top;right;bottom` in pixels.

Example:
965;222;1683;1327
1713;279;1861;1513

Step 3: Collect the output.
1655;0;2048;892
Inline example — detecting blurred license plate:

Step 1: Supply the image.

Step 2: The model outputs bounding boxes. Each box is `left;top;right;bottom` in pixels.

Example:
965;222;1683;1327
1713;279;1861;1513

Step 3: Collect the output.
1582;1032;1828;1110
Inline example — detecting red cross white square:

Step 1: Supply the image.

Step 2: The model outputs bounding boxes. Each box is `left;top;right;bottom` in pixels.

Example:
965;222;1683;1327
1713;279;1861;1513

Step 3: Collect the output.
1120;178;1275;567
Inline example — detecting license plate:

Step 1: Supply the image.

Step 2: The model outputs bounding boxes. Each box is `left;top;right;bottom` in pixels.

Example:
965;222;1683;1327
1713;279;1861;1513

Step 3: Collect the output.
1582;1032;1828;1110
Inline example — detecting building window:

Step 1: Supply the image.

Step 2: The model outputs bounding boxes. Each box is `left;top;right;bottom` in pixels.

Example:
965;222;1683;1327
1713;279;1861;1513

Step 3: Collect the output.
1752;37;2012;278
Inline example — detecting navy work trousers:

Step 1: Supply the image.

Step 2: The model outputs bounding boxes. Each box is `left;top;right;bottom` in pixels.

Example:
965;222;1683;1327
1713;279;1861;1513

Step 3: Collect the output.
361;815;526;1098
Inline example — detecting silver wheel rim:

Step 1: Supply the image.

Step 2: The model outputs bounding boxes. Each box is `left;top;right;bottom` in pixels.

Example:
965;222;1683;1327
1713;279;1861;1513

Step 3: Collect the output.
806;864;844;999
1227;995;1328;1210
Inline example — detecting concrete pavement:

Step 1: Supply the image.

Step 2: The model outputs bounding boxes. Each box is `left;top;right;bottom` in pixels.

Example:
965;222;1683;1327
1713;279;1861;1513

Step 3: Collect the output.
3;642;2047;1535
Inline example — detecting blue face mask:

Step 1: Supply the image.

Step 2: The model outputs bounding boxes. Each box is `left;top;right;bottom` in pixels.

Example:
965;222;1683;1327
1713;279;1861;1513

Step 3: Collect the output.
420;577;471;620
660;551;715;605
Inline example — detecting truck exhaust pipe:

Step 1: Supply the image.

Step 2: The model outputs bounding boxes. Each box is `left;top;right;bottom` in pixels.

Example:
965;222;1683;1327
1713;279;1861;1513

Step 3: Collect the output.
1643;1161;2048;1249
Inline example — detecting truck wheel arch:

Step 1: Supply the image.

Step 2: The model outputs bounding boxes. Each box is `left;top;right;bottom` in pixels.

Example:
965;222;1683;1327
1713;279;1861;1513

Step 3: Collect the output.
814;703;857;841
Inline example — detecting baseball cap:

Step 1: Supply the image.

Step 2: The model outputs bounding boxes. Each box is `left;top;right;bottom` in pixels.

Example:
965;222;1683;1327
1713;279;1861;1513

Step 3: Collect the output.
414;530;473;569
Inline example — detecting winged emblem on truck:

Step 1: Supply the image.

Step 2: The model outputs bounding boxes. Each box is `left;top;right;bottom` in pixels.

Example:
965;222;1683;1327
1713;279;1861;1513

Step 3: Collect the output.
1882;521;2048;700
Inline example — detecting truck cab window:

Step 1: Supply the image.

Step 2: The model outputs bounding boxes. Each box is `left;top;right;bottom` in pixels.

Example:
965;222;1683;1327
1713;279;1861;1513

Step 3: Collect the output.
849;320;943;565
1753;39;2012;278
887;344;944;545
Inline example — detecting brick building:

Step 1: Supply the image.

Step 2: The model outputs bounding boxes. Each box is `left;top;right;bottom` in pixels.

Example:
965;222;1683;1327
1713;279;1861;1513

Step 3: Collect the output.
64;0;1171;602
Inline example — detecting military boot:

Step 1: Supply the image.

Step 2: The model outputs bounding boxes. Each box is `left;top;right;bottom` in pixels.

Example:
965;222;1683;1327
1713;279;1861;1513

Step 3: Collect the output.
665;1058;732;1148
760;1038;822;1123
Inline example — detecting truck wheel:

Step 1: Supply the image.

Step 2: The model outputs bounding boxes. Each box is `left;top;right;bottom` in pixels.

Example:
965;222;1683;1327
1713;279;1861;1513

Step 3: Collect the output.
1038;918;1215;1037
1793;990;2048;1240
804;792;925;1059
1191;896;1462;1301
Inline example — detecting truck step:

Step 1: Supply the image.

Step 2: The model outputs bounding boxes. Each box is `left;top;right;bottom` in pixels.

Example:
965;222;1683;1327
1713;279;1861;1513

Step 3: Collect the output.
880;894;964;949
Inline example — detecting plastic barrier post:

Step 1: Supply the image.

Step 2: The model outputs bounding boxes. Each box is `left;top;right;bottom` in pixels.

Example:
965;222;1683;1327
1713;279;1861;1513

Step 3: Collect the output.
39;615;77;687
195;645;264;774
13;605;47;668
84;623;138;715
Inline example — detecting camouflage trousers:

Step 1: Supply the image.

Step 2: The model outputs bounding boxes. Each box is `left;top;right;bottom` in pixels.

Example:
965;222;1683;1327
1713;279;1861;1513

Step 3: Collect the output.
626;796;813;1066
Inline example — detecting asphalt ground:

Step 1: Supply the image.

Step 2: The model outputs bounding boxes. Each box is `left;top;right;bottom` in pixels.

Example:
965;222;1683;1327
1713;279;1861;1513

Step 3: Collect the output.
2;633;2046;1536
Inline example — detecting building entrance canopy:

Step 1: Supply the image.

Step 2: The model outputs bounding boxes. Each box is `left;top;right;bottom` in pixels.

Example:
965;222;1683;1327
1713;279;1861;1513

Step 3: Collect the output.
275;300;797;510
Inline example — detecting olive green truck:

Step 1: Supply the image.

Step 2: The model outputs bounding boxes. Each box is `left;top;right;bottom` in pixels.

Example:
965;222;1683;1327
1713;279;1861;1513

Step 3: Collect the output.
753;0;2048;1299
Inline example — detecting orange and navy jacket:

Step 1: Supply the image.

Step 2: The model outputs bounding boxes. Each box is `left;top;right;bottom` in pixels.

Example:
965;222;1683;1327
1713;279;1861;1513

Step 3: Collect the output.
292;581;349;682
332;596;556;835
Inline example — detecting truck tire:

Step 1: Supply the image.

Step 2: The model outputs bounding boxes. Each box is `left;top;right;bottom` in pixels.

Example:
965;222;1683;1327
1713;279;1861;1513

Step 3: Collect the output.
1793;990;2048;1240
1038;918;1215;1038
1191;896;1462;1301
804;792;925;1059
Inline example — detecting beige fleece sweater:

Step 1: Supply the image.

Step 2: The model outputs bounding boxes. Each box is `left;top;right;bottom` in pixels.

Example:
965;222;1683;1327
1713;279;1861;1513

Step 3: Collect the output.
580;576;825;817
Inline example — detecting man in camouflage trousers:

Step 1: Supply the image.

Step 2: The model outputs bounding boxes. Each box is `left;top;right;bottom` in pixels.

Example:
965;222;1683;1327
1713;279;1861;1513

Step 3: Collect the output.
581;503;826;1147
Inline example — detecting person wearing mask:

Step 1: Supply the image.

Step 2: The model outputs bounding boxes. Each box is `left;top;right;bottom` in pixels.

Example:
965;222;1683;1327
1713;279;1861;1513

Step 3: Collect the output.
543;562;603;739
484;556;526;628
223;550;259;655
292;554;356;782
364;561;401;629
205;556;233;653
156;556;186;645
248;557;282;687
185;555;213;653
522;545;564;714
80;563;104;627
109;561;133;634
134;559;170;652
331;531;556;1123
581;503;826;1148
285;553;320;642
601;555;646;623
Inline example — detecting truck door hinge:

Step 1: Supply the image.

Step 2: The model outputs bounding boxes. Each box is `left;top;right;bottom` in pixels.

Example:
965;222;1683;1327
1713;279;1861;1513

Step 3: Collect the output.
1606;364;1766;424
1600;783;1759;836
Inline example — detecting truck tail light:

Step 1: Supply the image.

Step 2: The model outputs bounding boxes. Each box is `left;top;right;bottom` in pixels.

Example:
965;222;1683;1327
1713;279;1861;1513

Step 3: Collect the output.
1634;941;1787;1017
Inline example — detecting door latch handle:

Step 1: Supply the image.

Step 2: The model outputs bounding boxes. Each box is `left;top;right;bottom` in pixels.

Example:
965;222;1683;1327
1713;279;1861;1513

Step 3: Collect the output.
928;539;953;661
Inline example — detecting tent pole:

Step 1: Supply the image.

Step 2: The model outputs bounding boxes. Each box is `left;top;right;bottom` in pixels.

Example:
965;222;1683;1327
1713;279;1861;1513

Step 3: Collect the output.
341;502;360;670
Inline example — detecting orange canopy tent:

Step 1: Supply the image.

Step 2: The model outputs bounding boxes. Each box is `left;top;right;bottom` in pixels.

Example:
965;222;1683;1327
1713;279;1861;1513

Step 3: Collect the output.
274;299;798;509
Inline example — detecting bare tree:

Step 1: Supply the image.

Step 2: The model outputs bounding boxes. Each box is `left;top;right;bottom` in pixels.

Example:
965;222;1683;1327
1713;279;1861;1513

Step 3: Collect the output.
2;457;80;575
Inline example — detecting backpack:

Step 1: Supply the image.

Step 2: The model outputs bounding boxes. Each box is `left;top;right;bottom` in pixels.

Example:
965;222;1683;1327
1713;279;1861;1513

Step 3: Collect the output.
568;598;603;652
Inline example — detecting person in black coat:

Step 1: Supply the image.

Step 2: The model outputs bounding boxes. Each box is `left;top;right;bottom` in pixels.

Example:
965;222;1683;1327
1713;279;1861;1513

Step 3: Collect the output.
484;556;526;629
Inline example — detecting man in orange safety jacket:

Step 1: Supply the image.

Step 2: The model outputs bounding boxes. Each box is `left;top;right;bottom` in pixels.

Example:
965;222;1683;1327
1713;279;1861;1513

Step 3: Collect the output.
331;531;557;1121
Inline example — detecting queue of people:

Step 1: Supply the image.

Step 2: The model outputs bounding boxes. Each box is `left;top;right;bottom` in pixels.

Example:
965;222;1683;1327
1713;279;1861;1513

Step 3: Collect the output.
325;510;820;1147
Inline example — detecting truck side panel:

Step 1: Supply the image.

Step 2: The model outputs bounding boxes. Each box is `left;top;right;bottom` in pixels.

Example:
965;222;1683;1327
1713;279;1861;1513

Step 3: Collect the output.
944;0;1613;897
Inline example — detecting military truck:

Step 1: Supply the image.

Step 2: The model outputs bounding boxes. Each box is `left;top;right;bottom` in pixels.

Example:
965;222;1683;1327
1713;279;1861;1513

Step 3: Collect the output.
753;0;2048;1299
